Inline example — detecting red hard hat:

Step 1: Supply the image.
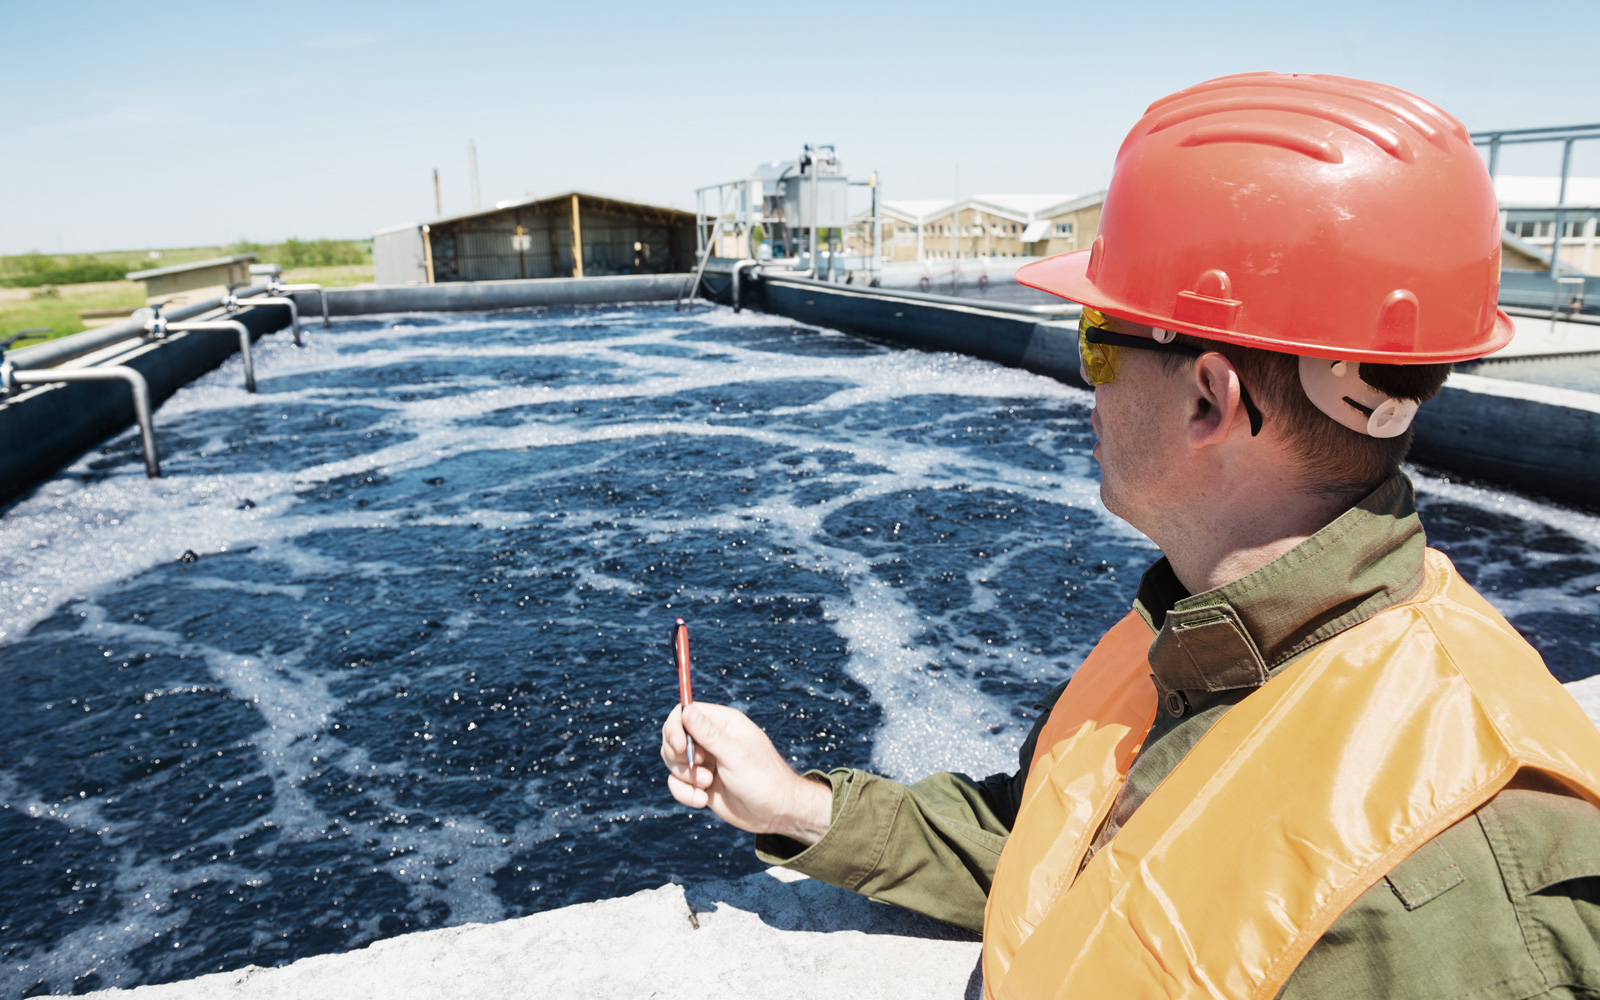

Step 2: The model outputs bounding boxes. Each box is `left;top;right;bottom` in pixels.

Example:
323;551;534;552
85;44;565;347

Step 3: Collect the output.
1017;73;1514;364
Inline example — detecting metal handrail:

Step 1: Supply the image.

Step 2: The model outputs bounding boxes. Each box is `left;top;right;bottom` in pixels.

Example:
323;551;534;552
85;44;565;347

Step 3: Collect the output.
679;185;741;310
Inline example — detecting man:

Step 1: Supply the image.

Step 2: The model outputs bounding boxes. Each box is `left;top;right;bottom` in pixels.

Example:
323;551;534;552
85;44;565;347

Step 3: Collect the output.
661;73;1600;998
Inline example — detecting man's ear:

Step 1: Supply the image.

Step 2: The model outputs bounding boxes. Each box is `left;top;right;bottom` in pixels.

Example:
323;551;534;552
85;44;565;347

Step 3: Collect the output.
1188;352;1249;448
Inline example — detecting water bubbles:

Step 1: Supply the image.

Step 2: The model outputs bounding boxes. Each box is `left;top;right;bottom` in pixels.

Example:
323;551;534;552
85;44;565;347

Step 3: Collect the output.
2;304;1591;995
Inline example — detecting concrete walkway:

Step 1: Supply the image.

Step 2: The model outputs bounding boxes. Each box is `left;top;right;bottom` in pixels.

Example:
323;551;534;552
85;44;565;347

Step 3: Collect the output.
1496;313;1600;358
87;868;982;1000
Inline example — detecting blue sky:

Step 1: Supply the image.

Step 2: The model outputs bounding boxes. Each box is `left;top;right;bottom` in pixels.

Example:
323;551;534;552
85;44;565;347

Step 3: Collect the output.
4;0;1598;255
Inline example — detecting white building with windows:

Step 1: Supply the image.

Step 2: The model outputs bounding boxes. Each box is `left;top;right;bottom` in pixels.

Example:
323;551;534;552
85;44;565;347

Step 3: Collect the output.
847;192;1105;263
1495;175;1600;274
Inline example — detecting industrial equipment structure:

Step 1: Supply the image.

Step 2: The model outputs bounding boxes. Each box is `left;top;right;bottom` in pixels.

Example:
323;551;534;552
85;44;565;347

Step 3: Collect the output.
693;145;881;284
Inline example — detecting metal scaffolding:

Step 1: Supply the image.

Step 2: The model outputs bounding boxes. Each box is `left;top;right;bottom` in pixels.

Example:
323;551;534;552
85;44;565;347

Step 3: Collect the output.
694;145;882;285
1474;123;1600;277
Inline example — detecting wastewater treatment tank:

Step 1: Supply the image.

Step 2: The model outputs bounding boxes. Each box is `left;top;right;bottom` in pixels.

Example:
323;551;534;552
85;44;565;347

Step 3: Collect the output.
2;304;1599;994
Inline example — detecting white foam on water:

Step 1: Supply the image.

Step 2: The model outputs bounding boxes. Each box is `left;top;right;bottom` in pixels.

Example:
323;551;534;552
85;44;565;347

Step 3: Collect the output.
13;302;1592;991
4;304;1130;990
1409;469;1600;623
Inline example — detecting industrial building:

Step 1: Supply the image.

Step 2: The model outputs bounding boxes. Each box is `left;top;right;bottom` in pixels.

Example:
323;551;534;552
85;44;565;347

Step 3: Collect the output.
846;180;1599;279
846;193;1106;264
1495;175;1600;274
373;193;697;284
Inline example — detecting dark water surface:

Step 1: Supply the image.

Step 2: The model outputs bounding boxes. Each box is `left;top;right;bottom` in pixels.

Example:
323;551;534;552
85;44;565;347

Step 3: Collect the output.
2;304;1597;996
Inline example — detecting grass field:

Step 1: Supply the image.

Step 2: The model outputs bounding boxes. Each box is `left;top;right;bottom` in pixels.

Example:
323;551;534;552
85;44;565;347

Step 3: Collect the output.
280;264;373;288
0;283;146;349
0;263;375;348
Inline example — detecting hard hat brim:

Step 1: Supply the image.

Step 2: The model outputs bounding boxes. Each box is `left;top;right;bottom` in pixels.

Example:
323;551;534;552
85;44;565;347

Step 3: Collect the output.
1016;250;1516;365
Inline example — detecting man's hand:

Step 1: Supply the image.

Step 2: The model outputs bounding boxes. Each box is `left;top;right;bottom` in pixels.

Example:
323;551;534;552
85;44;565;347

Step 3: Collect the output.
660;702;834;846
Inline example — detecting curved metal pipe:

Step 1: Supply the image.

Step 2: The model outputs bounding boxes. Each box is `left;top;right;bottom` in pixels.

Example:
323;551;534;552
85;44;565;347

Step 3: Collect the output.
169;319;255;392
275;282;330;328
731;260;760;312
232;295;302;346
6;366;160;477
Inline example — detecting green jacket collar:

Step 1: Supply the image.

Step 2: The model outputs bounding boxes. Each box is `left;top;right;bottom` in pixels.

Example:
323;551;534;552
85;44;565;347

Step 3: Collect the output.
1133;473;1427;696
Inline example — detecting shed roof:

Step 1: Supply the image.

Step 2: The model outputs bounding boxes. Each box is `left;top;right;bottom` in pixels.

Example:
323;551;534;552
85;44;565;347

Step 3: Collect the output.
126;253;257;282
424;192;694;230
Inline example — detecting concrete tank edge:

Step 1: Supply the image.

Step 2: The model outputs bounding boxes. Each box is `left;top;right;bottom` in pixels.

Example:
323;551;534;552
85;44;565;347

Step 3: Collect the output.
80;868;982;1000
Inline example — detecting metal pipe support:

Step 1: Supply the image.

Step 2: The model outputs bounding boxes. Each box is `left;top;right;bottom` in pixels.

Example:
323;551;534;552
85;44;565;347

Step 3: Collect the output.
168;320;256;392
232;295;302;346
275;283;330;327
6;366;161;477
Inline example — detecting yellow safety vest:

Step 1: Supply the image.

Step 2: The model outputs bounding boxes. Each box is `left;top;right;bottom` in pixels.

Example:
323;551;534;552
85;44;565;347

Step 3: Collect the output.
983;549;1600;1000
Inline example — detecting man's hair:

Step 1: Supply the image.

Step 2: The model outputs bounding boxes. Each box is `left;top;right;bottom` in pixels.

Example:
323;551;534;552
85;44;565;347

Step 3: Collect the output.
1157;336;1451;502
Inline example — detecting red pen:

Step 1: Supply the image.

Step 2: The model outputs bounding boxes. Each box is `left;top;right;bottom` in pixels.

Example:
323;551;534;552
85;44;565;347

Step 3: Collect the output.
673;618;695;765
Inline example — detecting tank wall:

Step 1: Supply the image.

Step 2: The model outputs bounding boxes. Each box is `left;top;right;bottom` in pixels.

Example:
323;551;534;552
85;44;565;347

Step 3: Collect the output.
0;304;291;509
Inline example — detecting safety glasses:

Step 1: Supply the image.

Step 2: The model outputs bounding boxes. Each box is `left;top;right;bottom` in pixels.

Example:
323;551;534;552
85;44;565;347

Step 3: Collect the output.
1078;307;1263;436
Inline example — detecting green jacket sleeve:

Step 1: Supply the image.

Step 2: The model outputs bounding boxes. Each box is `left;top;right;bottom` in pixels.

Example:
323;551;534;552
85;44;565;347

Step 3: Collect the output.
752;679;1072;933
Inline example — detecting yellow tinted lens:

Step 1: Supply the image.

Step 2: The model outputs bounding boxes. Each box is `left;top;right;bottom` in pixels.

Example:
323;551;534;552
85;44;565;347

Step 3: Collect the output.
1077;309;1119;384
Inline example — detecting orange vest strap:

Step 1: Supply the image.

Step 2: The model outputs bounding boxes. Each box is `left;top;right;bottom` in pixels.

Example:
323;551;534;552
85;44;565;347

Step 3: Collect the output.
981;611;1157;989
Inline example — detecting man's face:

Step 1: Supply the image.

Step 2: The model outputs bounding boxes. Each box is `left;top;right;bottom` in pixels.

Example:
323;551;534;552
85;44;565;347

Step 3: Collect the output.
1085;316;1189;533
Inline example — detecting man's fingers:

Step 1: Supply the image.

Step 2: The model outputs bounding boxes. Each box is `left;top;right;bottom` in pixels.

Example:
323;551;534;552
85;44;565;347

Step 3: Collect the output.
681;703;733;753
661;704;688;757
659;743;712;786
666;772;708;809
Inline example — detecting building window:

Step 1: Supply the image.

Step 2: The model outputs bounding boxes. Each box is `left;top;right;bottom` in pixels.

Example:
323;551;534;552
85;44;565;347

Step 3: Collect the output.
1054;221;1074;238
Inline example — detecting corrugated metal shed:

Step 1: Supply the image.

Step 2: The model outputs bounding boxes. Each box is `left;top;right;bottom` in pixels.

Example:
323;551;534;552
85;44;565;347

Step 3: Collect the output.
385;193;696;284
373;224;428;285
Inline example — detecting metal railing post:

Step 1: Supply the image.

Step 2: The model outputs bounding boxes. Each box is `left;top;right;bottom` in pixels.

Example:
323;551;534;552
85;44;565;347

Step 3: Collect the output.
1551;138;1575;277
1554;275;1586;334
